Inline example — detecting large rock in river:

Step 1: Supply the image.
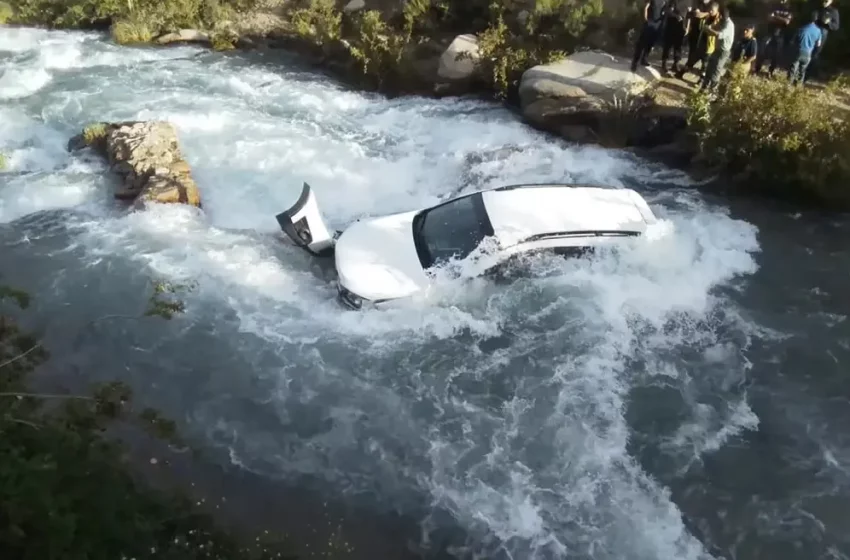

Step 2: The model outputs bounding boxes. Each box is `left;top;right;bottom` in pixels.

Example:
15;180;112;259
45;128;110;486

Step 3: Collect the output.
68;121;202;209
518;50;686;150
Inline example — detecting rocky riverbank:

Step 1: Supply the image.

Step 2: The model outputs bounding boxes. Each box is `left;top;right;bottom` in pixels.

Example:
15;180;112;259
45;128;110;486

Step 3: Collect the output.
5;0;849;209
2;0;694;163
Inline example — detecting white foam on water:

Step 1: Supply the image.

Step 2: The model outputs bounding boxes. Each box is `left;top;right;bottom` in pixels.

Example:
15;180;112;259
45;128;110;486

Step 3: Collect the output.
0;27;766;560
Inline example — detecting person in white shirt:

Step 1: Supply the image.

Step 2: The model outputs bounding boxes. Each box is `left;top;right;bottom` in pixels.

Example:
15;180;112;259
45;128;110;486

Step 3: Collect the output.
699;3;735;92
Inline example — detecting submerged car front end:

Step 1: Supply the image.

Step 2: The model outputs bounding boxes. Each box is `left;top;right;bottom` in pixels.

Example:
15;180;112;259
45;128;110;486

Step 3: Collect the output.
332;210;432;309
276;182;431;310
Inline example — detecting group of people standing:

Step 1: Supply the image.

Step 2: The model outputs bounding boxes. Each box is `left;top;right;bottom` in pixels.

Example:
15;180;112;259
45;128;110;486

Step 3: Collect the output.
630;0;842;92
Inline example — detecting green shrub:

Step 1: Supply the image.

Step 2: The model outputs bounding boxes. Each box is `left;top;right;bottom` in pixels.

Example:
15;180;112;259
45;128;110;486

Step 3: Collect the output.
82;122;108;145
291;0;341;46
687;67;850;208
470;0;601;98
346;0;430;87
110;18;154;44
0;1;13;24
474;3;566;98
11;0;254;39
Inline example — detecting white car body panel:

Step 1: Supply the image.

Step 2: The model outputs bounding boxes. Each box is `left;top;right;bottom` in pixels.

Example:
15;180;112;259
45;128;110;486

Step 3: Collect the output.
333;210;431;301
481;185;654;247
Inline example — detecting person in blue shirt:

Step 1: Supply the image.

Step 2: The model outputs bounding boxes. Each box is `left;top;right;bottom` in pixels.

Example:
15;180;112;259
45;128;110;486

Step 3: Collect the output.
808;0;841;78
788;12;826;85
731;23;759;71
754;0;794;76
631;0;667;72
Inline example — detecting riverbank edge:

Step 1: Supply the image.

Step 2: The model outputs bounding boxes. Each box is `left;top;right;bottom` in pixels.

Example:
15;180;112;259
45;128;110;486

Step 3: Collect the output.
1;4;709;174
5;9;846;213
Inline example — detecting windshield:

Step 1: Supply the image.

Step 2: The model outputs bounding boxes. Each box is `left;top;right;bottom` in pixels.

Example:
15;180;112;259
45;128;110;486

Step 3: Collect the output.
412;192;495;269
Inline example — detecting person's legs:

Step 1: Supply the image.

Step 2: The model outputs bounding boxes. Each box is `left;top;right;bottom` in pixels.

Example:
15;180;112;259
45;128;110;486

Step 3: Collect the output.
787;51;801;84
678;31;706;78
671;28;685;72
791;53;812;85
754;34;774;74
707;49;731;90
768;32;785;75
700;51;720;90
685;30;701;69
661;26;674;72
808;34;827;79
798;54;812;84
632;24;650;71
642;23;661;63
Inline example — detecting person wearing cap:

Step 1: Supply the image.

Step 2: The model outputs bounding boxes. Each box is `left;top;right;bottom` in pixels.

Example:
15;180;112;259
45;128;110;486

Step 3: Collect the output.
731;23;759;72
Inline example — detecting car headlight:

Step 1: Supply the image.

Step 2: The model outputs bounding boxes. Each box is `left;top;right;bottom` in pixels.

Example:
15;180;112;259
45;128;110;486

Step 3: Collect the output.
337;283;363;310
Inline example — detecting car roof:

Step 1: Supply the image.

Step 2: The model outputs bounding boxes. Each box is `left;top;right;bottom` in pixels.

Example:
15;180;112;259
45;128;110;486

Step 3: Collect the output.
479;183;656;247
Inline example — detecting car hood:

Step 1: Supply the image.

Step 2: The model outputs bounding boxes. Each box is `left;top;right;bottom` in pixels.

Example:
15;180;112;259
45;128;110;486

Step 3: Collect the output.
334;210;431;301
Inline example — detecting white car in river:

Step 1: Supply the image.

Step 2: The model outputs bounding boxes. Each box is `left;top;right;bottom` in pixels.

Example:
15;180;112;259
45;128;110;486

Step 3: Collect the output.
276;182;659;309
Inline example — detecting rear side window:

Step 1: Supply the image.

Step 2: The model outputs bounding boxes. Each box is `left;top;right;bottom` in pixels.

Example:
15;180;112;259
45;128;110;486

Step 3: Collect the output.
413;193;495;269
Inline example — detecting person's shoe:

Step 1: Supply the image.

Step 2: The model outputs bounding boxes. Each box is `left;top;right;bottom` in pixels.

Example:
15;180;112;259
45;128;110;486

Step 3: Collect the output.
641;59;651;67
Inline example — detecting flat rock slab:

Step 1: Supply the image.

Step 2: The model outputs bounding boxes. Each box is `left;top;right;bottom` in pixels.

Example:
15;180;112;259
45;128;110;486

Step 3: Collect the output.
69;121;202;209
155;29;210;45
437;34;480;81
520;50;661;109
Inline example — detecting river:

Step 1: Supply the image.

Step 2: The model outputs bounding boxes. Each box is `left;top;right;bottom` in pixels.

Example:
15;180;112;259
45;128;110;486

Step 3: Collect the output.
2;26;849;560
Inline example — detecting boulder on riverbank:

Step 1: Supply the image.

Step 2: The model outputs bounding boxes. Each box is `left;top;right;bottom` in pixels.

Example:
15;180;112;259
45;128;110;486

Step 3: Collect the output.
155;28;211;45
518;50;688;149
68;121;202;209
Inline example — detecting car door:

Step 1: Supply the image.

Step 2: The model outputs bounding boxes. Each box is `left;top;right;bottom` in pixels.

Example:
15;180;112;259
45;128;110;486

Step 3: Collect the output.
482;244;595;283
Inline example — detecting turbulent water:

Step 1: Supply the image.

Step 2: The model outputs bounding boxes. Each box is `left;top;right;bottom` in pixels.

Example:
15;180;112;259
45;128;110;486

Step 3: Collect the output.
3;27;850;560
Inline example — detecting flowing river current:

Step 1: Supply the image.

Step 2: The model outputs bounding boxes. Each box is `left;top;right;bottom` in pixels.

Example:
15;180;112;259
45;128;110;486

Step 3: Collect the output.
3;27;850;560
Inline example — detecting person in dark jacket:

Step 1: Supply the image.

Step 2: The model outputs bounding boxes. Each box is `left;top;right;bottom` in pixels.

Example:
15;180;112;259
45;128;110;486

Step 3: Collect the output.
808;0;840;77
754;0;794;76
661;0;690;73
675;0;714;79
632;0;667;72
731;23;759;71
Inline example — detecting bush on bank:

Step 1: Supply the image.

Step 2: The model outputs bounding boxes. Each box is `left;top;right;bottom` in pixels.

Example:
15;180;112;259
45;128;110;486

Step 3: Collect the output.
0;1;12;24
687;65;850;209
0;280;298;560
7;0;602;96
288;0;601;95
7;0;256;46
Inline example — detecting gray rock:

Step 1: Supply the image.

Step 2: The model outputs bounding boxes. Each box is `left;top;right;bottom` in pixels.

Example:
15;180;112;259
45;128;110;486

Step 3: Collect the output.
343;0;366;12
437;34;480;81
519;50;660;110
155;29;210;45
